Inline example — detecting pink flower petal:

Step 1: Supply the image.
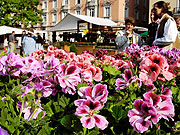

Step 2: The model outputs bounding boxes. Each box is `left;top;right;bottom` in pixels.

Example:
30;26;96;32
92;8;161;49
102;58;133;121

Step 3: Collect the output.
80;117;95;129
94;114;109;130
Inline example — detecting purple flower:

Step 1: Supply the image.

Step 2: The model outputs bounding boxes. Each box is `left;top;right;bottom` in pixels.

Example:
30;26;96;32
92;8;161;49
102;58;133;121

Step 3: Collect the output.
18;99;45;121
116;69;141;90
20;56;43;74
44;56;60;74
128;89;175;133
0;127;9;135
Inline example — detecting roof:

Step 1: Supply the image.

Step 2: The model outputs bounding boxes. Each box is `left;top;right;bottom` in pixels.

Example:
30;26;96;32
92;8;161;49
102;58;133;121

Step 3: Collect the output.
0;26;25;35
48;13;117;32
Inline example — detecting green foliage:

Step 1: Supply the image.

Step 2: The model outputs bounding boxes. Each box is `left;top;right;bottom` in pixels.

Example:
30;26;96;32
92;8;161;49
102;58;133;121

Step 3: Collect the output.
70;43;78;53
0;0;43;27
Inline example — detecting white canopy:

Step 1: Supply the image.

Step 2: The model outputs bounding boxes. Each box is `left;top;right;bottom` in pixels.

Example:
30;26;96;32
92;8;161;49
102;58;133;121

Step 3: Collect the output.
0;26;26;35
48;13;117;32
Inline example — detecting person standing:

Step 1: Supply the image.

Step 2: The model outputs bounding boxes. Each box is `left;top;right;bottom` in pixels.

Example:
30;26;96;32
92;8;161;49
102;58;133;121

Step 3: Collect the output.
20;31;26;56
3;36;8;52
115;17;142;53
35;33;43;50
22;33;36;56
153;1;178;49
8;31;15;53
147;8;159;46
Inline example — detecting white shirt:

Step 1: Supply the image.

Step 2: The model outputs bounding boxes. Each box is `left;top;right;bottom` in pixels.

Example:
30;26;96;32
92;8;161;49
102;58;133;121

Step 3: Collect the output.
153;14;178;46
4;38;8;47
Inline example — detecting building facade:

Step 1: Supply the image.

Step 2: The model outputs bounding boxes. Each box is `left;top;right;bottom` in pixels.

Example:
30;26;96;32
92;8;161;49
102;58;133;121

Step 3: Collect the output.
39;0;125;30
37;0;151;41
124;0;149;27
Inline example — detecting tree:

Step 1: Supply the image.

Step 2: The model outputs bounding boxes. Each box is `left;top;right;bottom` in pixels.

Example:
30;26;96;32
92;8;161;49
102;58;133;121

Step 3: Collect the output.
0;0;43;27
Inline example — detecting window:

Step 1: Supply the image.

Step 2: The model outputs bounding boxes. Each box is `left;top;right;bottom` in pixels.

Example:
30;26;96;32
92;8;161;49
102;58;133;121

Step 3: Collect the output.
52;13;57;23
53;0;57;8
135;0;139;5
104;6;110;17
143;0;147;8
76;0;80;4
43;0;47;9
42;14;47;22
135;10;139;20
124;7;129;18
62;11;68;19
90;8;95;17
65;0;68;5
76;9;80;15
142;12;146;22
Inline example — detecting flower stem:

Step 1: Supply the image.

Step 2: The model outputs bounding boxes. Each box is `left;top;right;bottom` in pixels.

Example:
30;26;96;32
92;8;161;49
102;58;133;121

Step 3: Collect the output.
83;128;87;135
19;101;24;118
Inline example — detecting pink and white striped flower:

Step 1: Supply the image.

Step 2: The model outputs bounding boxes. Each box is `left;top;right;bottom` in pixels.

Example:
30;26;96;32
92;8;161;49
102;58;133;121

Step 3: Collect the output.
75;99;108;130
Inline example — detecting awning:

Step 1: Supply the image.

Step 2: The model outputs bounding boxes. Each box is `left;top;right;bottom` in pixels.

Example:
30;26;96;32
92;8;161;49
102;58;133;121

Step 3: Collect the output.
0;26;25;35
134;26;148;31
48;13;117;32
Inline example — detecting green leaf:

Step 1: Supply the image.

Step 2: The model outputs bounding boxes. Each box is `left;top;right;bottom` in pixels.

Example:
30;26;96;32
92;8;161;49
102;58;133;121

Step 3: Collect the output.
88;129;100;135
175;121;180;129
111;105;125;121
60;115;73;130
43;100;54;117
103;65;121;76
58;94;70;108
171;86;179;94
76;82;88;90
37;123;53;135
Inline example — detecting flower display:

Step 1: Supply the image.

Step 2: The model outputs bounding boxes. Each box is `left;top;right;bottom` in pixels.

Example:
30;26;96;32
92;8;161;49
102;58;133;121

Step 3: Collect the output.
0;127;9;135
0;44;180;134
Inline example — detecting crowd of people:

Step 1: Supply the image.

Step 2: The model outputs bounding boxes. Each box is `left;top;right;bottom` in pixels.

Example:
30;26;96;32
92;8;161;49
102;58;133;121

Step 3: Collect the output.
3;1;180;55
115;1;180;53
4;31;44;56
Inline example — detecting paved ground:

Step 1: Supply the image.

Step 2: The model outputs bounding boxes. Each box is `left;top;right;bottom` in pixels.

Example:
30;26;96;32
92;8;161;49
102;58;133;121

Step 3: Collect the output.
0;48;20;54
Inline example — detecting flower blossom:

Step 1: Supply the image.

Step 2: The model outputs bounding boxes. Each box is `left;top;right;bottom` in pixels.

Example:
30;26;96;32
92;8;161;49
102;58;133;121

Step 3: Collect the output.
116;69;141;90
77;84;108;105
18;100;46;121
0;126;9;135
82;65;102;82
139;53;173;85
55;64;81;95
128;88;174;133
75;99;108;130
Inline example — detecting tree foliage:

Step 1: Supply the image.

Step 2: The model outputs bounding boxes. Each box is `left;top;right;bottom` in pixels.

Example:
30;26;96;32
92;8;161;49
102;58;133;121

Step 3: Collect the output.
0;0;43;27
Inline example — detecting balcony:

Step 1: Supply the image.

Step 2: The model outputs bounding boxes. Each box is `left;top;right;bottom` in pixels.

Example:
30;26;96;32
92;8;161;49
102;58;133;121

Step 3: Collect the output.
42;8;48;12
75;4;81;8
86;0;96;8
61;4;69;11
51;21;57;26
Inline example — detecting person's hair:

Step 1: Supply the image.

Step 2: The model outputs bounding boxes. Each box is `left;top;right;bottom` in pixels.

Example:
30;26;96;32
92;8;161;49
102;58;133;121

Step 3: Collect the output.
151;8;159;21
12;31;15;33
153;1;171;13
125;17;135;26
28;33;32;36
